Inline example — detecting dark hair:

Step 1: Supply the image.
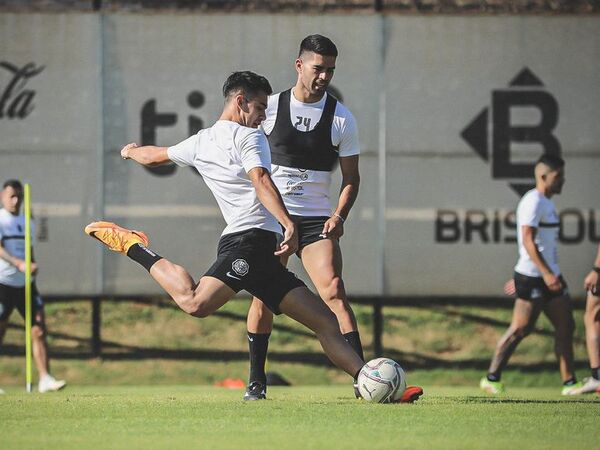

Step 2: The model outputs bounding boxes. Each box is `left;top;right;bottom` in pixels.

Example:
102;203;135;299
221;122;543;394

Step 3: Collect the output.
222;71;272;101
536;153;565;171
3;179;22;191
298;34;338;58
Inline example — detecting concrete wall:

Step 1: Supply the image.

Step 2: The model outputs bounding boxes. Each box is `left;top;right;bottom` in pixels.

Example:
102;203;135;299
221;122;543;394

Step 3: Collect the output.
1;13;598;297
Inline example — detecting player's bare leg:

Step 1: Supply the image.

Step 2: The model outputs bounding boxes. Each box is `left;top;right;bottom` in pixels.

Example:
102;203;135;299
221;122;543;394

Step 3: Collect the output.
279;286;363;377
571;292;600;393
247;298;274;333
487;298;542;379
300;238;358;334
85;221;235;317
31;313;50;378
149;259;235;317
584;293;600;371
32;310;66;392
543;295;576;382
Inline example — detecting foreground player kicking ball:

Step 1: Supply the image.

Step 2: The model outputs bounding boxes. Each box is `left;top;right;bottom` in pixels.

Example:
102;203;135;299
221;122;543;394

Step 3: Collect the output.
84;71;420;402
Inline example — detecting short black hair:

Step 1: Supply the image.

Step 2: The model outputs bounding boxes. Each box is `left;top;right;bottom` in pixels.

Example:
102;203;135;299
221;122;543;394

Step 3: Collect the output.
3;179;22;191
222;71;272;101
298;34;338;58
536;153;565;171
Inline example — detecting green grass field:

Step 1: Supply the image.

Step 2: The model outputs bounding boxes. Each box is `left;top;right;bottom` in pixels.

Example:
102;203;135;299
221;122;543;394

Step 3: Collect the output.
1;299;599;448
1;385;598;449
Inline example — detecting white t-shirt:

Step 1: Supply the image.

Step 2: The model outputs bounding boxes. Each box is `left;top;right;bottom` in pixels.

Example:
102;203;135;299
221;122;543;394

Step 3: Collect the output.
168;120;281;237
0;208;36;287
514;189;561;277
262;91;360;216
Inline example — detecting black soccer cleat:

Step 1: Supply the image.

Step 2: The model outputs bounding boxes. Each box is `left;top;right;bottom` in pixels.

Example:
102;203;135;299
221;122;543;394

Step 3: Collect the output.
243;381;267;401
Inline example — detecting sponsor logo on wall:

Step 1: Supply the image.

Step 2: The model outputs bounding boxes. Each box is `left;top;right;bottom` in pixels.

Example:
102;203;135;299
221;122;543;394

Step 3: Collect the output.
436;67;598;244
140;91;205;176
0;62;44;119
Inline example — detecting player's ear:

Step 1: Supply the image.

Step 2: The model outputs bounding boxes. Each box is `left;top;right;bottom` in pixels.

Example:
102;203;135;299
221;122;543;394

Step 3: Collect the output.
235;94;248;111
295;58;303;73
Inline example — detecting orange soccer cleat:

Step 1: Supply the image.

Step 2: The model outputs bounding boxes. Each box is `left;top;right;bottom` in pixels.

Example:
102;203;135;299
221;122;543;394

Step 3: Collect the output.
393;385;423;403
85;221;149;254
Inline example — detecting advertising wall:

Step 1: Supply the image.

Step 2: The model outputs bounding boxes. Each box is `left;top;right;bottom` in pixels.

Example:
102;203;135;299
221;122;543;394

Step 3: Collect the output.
1;13;598;297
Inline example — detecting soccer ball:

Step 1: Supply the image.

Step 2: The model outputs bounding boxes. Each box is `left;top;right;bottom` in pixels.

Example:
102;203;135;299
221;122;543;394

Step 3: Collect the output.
357;358;406;403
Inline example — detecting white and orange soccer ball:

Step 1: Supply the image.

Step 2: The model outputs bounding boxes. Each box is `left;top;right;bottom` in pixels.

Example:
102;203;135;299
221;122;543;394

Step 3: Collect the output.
357;358;407;403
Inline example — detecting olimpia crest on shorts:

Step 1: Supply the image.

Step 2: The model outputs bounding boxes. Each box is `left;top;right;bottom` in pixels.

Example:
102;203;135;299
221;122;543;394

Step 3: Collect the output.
231;259;249;277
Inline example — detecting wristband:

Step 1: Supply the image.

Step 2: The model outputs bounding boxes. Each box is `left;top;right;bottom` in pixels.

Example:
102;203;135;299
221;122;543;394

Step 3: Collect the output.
332;213;345;223
594;267;600;274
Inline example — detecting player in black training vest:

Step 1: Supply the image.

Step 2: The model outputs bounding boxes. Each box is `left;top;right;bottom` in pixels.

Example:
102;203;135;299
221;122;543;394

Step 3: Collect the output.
244;35;422;403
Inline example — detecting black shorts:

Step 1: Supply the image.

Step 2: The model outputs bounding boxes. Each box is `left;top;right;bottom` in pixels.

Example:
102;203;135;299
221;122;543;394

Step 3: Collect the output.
204;228;305;314
290;215;330;255
513;272;569;301
0;282;44;325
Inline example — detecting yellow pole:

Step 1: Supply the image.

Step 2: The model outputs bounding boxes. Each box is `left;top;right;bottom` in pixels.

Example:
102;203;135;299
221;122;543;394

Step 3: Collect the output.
24;183;32;393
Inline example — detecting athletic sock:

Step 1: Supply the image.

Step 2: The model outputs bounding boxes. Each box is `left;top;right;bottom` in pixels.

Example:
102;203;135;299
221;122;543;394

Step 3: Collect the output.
591;367;600;380
247;332;270;385
563;377;577;386
487;373;501;382
343;331;365;361
126;243;163;272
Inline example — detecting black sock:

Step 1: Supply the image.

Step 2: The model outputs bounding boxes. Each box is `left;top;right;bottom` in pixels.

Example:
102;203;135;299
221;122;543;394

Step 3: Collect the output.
248;332;270;385
487;373;501;382
343;331;365;361
563;377;577;386
592;367;600;380
126;243;163;272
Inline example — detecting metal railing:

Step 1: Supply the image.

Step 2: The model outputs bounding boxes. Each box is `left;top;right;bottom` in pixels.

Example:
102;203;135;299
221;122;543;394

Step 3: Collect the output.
19;295;582;359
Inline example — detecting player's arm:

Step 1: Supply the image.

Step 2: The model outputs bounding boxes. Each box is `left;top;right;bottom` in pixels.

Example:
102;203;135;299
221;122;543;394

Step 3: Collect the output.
0;242;37;274
583;245;600;294
121;143;171;166
521;225;562;292
248;167;298;257
322;155;360;239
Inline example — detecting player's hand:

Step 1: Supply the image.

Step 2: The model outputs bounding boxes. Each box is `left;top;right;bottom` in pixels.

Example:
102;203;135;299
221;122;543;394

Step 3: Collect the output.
121;142;138;160
543;272;562;292
276;223;298;257
15;260;37;275
584;270;599;296
15;259;26;272
320;215;344;240
503;279;516;296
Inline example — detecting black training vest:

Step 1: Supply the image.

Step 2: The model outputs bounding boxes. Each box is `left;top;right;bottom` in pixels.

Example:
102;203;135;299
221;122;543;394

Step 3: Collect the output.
268;89;339;171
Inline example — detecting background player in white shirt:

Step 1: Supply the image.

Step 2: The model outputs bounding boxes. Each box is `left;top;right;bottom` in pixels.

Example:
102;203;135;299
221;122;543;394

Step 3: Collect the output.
243;34;372;401
480;154;581;395
0;180;66;393
84;71;369;396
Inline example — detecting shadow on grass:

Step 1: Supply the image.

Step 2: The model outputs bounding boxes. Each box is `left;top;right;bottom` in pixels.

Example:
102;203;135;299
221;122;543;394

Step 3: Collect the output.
0;339;591;373
0;300;588;371
460;396;597;405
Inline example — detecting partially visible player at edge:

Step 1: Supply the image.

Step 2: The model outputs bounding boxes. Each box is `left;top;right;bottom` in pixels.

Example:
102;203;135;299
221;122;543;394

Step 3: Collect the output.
243;34;422;403
569;245;600;394
0;180;66;393
480;154;582;395
84;71;412;401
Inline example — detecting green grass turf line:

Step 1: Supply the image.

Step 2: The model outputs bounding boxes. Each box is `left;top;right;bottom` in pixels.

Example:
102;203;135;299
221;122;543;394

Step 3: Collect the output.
0;386;598;449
